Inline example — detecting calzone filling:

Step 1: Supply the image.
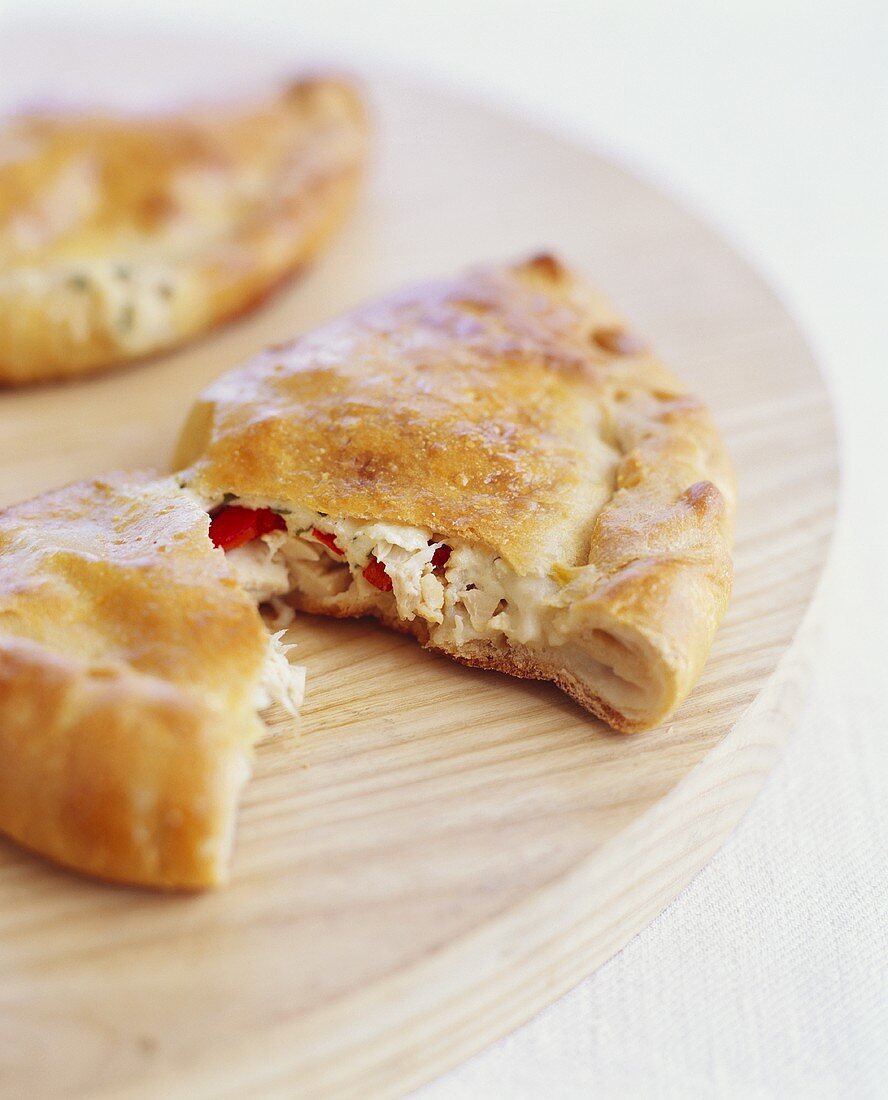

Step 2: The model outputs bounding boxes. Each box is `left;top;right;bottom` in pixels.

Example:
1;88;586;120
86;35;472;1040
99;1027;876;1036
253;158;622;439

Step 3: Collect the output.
191;493;656;718
256;628;306;718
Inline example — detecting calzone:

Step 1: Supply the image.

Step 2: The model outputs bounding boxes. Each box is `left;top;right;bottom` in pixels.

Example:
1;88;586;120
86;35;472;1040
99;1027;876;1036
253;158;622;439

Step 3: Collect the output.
175;255;735;732
0;473;304;887
0;77;368;383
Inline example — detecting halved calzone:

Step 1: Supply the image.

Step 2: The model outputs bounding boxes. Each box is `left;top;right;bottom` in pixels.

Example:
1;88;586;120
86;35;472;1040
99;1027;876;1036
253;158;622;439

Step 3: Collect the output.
175;254;735;732
0;473;304;887
0;77;368;384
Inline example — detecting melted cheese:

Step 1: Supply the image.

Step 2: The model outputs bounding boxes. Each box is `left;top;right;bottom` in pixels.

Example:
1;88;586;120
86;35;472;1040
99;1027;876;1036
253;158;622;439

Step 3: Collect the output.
0;261;181;352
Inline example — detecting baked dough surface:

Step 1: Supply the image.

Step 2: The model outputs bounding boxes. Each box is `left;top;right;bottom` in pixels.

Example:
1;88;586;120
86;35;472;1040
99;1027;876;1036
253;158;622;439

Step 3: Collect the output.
177;255;735;731
0;78;368;383
0;473;270;886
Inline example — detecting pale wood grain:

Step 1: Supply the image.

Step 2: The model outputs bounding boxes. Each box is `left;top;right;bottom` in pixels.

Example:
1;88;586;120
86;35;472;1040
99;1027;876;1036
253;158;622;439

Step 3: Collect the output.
0;37;837;1100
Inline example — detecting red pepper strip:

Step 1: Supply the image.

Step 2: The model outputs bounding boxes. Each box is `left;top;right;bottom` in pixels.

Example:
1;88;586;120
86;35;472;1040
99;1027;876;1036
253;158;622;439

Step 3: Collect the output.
311;528;345;556
431;544;451;570
362;555;393;591
209;506;284;551
256;509;286;536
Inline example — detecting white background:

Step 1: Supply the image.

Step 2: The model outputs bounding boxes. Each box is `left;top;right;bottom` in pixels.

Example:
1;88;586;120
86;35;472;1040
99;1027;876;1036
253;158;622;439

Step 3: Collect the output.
2;2;886;1096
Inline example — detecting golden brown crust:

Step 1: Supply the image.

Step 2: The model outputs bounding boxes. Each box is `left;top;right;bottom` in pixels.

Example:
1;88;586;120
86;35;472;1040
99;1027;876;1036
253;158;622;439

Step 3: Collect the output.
0;77;369;384
0;474;269;886
177;254;735;731
0;638;253;887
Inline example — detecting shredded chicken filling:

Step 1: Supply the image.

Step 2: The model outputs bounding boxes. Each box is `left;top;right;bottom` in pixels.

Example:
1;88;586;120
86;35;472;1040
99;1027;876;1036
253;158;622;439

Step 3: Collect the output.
255;630;305;716
198;496;619;659
185;491;657;715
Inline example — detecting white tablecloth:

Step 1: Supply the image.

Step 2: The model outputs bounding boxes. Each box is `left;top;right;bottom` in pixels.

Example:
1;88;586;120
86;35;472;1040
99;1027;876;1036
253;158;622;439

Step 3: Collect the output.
4;2;885;1095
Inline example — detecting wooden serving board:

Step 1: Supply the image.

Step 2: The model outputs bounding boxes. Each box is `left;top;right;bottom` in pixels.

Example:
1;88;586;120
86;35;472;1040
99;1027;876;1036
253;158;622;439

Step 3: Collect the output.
0;26;837;1100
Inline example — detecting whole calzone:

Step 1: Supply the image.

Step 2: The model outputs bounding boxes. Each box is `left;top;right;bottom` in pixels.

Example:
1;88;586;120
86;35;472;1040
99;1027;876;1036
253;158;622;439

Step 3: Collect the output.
0;77;368;384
